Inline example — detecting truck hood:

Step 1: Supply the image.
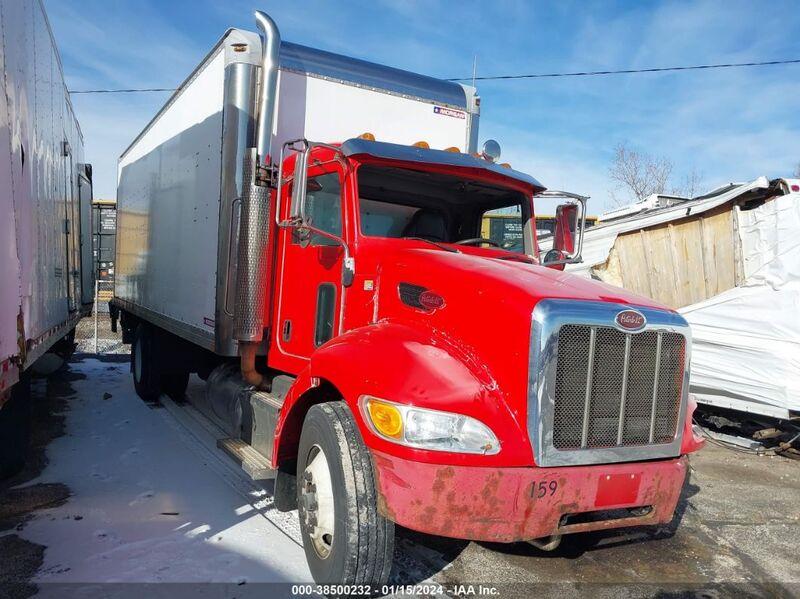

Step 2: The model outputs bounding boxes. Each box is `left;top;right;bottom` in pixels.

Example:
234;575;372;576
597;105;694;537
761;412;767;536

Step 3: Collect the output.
384;246;668;313
368;245;678;466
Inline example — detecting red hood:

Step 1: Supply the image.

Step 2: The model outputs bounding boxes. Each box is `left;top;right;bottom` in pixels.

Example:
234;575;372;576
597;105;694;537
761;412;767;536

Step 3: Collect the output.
359;243;677;466
380;246;668;314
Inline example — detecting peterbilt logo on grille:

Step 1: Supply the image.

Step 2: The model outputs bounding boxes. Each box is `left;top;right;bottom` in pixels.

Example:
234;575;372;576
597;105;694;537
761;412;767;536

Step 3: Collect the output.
615;309;646;331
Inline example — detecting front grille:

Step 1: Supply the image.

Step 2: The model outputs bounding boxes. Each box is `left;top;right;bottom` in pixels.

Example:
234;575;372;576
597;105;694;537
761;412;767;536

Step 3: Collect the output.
552;324;685;450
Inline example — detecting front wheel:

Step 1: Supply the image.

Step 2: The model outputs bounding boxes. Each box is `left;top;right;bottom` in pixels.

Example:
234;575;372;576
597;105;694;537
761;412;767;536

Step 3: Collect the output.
297;402;394;586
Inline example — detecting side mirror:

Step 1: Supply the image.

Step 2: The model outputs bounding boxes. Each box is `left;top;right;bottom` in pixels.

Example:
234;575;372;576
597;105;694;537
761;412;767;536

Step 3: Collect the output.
277;139;355;288
554;203;577;255
543;249;566;271
539;192;588;269
290;144;310;222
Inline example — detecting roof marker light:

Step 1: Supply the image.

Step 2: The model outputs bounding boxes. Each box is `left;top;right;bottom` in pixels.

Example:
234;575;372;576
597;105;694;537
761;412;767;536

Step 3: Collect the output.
359;132;375;141
413;141;430;149
444;146;460;153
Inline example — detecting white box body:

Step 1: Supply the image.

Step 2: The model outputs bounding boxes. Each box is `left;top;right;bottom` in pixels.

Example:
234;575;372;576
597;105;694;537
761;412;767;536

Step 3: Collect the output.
115;29;479;355
0;0;92;390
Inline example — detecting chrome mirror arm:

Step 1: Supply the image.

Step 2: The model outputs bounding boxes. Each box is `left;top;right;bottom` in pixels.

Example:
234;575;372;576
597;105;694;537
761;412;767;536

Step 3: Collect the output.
278;219;355;287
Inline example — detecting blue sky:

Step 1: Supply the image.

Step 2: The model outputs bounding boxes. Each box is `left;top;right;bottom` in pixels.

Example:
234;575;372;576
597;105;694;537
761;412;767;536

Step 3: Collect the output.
47;0;800;212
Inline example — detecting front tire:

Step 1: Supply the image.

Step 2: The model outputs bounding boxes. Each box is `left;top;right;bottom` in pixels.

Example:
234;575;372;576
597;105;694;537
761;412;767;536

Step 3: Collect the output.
132;324;160;402
297;402;394;586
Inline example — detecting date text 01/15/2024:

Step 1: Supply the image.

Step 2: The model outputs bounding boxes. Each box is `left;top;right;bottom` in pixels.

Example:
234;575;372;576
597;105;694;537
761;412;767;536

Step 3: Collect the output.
291;584;500;596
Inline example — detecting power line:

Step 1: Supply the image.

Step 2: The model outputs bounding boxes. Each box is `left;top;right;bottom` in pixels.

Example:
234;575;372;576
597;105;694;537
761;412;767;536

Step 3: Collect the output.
446;58;800;81
69;87;176;94
67;57;800;94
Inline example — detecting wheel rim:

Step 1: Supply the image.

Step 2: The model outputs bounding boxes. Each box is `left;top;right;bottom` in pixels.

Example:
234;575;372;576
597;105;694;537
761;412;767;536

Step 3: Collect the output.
300;444;335;559
134;337;142;383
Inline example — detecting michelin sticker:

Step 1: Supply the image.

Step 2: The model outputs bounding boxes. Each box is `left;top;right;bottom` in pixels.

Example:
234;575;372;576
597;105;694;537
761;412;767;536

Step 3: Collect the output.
434;106;466;119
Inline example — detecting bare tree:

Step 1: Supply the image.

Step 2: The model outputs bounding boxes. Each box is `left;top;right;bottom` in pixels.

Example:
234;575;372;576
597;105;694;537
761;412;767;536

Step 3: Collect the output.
608;142;706;205
672;167;704;199
608;143;673;206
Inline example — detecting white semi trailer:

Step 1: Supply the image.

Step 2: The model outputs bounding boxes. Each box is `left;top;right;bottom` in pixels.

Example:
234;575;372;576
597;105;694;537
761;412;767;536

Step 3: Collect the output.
0;0;94;477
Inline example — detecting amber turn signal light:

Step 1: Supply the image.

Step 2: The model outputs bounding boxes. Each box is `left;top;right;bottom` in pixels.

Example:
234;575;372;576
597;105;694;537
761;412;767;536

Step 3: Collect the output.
366;398;403;439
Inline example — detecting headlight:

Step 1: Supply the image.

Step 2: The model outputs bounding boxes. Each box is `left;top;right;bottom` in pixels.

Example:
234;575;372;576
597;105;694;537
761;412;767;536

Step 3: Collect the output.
360;396;500;455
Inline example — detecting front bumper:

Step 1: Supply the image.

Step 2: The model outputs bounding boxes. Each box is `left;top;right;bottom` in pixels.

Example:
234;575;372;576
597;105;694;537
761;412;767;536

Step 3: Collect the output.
371;450;688;543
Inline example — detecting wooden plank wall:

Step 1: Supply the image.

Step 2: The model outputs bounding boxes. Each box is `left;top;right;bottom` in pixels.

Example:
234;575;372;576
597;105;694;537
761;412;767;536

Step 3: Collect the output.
592;205;738;309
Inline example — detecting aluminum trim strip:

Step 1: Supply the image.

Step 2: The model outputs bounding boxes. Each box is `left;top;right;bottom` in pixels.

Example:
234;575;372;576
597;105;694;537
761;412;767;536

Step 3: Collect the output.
649;332;663;443
279;41;468;109
215;61;259;356
616;334;632;445
580;327;596;448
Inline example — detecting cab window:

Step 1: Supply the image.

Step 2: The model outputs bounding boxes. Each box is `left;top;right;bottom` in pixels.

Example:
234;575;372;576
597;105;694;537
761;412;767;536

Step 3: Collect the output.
480;206;525;253
356;164;531;254
305;171;342;246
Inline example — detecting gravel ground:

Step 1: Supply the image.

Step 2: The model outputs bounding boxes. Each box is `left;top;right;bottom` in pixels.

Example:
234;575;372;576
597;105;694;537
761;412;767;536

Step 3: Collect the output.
74;313;128;355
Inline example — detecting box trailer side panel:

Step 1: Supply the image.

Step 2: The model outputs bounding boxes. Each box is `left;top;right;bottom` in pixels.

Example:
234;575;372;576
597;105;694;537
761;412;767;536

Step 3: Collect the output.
116;29;479;355
0;0;91;384
0;1;19;379
116;47;227;350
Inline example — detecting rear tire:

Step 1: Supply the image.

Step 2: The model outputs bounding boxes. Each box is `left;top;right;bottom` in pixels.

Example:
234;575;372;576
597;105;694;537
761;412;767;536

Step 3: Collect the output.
297;402;394;586
161;372;189;402
132;324;160;402
0;375;33;480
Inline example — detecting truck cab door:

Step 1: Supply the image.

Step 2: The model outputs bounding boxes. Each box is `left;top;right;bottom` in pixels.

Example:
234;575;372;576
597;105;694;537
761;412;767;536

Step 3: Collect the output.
273;159;346;368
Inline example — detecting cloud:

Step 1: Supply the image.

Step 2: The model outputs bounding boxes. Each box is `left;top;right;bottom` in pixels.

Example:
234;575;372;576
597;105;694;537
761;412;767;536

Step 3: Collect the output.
44;0;800;208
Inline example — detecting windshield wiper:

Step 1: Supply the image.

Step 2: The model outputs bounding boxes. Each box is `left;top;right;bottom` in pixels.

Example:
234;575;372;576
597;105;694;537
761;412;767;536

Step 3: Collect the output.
402;237;460;253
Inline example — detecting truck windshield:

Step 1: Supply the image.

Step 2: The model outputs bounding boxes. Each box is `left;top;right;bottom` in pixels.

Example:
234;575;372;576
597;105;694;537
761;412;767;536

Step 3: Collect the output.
357;164;531;253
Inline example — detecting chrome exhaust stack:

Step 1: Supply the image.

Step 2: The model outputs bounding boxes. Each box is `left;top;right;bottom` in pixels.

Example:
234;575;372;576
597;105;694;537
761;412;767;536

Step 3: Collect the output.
233;11;281;389
254;10;281;167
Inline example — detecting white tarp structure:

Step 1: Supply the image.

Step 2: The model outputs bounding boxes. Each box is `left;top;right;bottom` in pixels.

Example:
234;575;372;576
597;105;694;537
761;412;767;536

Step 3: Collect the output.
681;190;800;418
559;178;800;419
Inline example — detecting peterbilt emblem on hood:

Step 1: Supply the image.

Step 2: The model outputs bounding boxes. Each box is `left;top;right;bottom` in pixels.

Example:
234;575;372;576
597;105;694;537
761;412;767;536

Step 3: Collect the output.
615;309;646;331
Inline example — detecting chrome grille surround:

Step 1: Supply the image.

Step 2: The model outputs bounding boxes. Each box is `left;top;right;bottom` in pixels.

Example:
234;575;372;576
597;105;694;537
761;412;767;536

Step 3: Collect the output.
528;299;691;467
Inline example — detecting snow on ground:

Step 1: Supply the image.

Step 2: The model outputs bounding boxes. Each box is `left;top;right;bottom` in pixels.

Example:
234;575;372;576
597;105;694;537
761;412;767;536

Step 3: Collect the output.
18;358;312;587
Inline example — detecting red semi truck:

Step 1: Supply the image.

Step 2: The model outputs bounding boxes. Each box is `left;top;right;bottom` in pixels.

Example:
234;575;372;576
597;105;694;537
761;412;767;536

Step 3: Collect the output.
112;10;704;585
